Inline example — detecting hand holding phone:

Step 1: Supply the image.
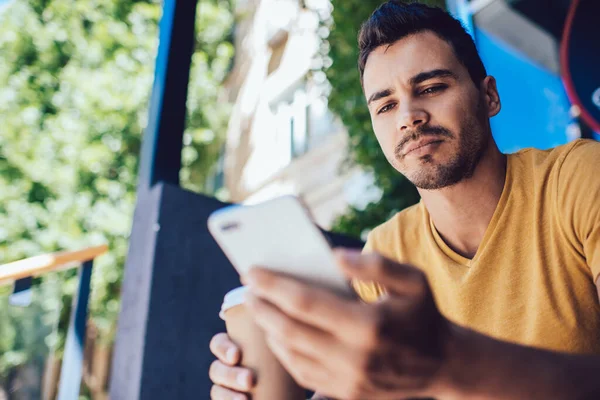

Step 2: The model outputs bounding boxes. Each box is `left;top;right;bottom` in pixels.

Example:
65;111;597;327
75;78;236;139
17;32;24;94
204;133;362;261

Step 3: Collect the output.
208;195;354;298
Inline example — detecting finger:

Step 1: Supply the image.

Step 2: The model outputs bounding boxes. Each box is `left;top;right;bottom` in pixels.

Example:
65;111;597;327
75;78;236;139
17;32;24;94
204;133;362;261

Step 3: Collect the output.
209;360;255;392
266;335;332;392
210;333;241;365
246;293;342;360
334;248;425;296
210;384;248;400
249;294;373;386
268;334;377;400
245;267;364;335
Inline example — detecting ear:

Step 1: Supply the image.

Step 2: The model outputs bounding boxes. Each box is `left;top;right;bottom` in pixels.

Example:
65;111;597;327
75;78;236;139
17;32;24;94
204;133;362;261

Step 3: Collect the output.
481;76;501;117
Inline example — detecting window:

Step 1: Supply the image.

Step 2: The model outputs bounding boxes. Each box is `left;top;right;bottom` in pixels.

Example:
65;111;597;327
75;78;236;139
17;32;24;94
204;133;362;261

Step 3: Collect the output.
273;80;338;160
206;145;226;195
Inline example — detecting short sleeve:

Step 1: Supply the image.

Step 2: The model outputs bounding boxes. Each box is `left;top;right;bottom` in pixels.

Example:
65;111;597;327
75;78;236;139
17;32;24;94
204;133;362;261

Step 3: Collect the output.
557;140;600;282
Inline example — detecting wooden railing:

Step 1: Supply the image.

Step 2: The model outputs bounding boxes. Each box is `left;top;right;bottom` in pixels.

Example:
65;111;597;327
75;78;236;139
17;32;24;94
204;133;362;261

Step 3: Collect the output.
0;244;109;400
0;245;108;286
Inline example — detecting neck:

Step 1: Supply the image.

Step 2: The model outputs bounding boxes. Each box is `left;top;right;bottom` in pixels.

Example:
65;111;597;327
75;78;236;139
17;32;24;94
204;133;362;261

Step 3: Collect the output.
419;142;507;259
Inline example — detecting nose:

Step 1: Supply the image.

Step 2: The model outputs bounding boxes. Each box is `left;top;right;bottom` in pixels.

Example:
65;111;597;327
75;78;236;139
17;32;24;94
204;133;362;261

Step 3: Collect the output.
396;106;429;131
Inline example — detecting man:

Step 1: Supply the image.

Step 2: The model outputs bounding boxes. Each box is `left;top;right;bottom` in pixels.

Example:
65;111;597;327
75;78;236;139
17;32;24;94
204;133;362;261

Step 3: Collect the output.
209;1;600;399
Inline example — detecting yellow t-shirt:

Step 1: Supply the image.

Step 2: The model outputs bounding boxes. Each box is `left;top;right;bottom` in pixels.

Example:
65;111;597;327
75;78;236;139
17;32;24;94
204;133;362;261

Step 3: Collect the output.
354;139;600;354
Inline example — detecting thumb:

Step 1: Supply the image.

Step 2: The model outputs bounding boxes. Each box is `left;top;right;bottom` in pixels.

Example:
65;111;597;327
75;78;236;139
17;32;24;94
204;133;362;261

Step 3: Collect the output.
333;248;425;296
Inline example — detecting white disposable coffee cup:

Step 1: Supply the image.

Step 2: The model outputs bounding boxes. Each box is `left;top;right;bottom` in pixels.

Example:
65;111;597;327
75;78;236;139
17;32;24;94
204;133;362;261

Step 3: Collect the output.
220;286;247;320
220;286;305;400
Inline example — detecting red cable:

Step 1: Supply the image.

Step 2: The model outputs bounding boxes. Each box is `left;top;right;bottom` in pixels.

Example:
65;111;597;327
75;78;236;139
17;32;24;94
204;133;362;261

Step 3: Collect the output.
559;0;600;133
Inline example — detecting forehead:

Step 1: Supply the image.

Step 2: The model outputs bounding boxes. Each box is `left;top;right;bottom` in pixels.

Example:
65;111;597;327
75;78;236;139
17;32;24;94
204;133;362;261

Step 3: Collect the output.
363;31;464;94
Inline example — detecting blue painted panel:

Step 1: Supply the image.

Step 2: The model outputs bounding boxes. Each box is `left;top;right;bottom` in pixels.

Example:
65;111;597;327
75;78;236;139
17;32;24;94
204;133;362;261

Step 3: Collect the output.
475;28;574;153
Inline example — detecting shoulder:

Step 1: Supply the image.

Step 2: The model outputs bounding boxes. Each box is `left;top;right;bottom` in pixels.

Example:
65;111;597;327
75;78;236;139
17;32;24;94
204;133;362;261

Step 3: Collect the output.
508;139;599;167
507;139;599;184
555;139;600;175
553;139;600;212
366;201;425;253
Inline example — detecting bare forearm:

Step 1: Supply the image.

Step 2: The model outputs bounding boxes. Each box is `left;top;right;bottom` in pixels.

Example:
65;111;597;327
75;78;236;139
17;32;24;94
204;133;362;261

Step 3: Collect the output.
444;325;600;400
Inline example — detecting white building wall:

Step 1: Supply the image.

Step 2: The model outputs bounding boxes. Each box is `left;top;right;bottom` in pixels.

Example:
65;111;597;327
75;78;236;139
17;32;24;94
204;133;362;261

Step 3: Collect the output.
222;0;376;229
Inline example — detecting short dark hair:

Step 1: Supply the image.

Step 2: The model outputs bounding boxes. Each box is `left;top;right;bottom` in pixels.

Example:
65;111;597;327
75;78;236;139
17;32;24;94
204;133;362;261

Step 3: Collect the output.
358;1;487;88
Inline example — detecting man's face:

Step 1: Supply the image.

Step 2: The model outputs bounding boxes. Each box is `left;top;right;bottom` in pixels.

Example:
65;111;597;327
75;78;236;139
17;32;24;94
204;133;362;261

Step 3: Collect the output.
363;31;495;190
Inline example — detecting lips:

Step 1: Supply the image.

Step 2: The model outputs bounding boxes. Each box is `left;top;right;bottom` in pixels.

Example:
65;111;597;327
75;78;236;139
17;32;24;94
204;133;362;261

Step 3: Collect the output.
403;138;444;156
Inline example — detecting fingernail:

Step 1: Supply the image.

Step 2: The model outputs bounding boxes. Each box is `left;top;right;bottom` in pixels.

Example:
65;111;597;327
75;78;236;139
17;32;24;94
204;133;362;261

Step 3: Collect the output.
237;370;251;388
244;270;257;287
226;347;237;363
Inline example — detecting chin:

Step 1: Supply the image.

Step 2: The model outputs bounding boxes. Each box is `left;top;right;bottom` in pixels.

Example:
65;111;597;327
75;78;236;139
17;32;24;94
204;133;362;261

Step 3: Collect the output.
408;154;444;169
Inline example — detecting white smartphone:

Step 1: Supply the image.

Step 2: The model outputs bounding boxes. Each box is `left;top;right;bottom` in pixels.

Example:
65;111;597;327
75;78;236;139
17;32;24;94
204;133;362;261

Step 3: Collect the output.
207;195;354;298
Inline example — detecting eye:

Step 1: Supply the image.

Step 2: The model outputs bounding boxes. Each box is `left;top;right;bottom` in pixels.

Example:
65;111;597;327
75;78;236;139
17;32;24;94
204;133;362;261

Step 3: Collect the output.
377;103;396;114
420;85;447;95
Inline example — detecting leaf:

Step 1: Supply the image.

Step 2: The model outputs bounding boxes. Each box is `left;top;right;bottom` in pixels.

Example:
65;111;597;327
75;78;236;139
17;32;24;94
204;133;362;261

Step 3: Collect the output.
0;0;234;374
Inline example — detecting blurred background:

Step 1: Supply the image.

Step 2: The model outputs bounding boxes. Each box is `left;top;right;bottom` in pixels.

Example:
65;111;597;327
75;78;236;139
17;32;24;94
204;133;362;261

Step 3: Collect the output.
0;0;597;398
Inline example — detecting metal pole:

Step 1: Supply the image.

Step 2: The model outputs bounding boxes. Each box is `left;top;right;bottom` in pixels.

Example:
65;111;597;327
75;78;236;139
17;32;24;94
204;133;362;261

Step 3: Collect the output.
57;260;94;400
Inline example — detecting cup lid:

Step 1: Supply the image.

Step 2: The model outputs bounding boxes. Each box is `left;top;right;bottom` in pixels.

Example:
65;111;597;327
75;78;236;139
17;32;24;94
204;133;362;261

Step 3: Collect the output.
219;286;248;320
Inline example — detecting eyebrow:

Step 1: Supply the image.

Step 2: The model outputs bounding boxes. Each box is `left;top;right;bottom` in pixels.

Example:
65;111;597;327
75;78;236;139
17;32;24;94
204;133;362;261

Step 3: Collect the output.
367;88;394;107
409;68;457;86
367;69;457;107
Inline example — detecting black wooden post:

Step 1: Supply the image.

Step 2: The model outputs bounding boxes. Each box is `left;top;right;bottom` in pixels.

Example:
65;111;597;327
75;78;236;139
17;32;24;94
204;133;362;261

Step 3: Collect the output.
110;0;201;398
110;184;242;399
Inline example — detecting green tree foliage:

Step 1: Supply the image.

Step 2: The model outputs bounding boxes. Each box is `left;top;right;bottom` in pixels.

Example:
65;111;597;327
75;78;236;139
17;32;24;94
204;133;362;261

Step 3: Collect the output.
0;0;234;375
321;0;445;238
